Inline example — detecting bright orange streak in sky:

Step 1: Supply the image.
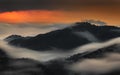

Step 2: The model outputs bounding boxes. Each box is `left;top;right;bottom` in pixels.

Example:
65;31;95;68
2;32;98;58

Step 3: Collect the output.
0;10;69;23
0;10;120;25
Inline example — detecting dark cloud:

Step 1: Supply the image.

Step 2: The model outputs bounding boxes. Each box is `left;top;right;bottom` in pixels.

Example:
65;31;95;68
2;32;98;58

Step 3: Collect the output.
0;0;120;12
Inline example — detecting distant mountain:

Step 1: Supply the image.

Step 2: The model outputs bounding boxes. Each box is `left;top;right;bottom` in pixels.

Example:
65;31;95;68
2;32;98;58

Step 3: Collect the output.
5;22;120;51
5;35;31;42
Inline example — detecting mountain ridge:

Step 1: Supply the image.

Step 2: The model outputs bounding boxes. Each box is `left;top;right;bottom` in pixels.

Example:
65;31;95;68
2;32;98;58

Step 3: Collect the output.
5;22;120;51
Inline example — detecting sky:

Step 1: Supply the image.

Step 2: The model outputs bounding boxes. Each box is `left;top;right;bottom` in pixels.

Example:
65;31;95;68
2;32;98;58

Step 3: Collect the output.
0;0;120;25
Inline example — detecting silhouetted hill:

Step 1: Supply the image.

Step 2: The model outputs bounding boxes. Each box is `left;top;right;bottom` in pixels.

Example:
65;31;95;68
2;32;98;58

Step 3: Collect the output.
5;22;120;51
0;56;72;75
67;44;120;62
0;49;9;59
5;35;23;42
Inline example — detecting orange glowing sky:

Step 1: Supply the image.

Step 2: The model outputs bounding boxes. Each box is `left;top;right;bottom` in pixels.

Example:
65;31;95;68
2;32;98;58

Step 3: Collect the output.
0;0;120;25
0;8;120;25
0;10;67;23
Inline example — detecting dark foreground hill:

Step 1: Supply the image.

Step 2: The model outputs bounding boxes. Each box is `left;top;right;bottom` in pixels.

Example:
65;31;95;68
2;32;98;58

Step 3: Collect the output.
0;44;120;75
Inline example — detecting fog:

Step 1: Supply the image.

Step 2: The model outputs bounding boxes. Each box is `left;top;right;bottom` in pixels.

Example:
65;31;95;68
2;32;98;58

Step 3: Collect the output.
70;53;120;74
0;37;120;62
0;23;69;39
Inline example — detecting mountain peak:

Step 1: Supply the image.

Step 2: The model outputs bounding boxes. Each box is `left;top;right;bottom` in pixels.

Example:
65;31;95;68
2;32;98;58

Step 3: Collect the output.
5;35;23;42
75;22;92;25
74;22;94;27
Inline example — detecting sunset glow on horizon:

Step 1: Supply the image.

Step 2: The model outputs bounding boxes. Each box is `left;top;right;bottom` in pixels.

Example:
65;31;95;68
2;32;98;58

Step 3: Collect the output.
0;9;120;25
0;0;120;25
0;10;67;23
